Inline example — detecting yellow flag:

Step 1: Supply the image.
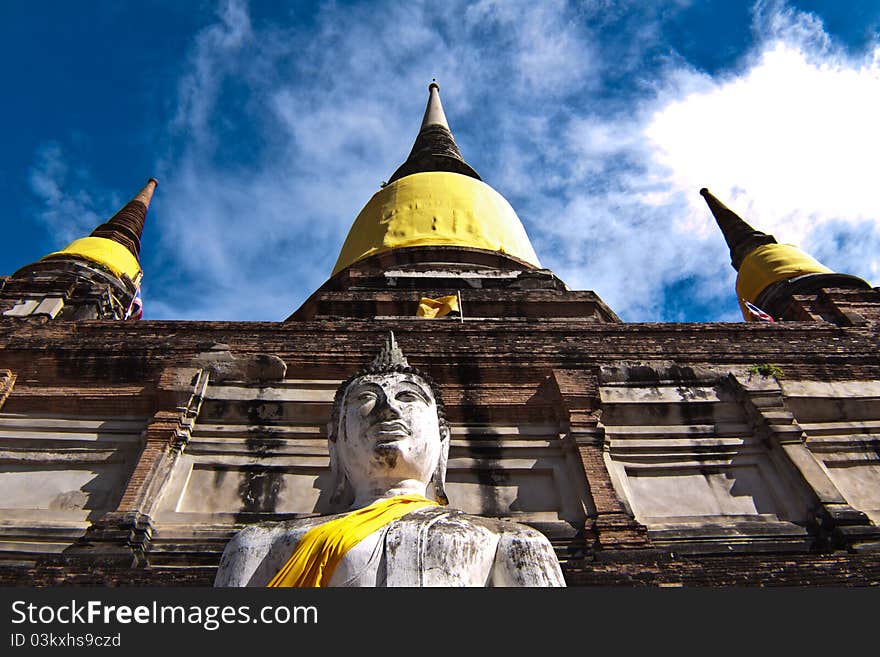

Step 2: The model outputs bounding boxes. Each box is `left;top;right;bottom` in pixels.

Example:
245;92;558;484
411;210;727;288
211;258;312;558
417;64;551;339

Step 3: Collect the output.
267;494;438;587
417;294;459;318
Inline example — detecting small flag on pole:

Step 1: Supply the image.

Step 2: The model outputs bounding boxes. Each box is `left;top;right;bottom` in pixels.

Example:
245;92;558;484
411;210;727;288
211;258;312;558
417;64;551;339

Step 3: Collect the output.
126;287;143;320
416;294;459;319
744;300;774;323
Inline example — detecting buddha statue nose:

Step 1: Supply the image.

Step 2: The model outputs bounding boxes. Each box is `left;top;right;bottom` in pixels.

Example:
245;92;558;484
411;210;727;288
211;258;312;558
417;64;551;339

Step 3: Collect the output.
374;388;403;420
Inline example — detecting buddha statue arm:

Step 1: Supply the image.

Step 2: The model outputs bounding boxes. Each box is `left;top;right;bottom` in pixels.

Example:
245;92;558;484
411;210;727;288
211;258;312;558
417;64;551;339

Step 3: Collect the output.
215;525;274;587
215;524;306;587
489;526;566;587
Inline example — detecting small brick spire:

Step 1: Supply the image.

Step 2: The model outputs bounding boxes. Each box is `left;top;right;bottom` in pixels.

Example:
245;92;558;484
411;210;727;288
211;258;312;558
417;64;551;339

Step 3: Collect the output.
700;188;776;270
387;80;481;185
90;178;158;259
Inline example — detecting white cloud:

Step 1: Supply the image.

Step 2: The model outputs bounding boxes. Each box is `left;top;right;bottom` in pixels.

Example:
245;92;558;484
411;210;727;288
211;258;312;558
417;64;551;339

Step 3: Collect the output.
753;0;832;52
526;1;880;320
67;0;878;322
644;42;880;242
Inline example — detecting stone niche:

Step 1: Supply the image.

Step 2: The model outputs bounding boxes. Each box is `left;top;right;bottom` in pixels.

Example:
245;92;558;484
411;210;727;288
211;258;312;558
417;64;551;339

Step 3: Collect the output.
599;364;817;545
152;379;590;529
784;379;880;525
0;413;146;553
152;379;337;524
443;422;590;525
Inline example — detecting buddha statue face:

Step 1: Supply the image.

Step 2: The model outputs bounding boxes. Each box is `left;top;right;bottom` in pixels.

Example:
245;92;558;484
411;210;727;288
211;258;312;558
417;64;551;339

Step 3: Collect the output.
336;373;444;501
326;333;450;509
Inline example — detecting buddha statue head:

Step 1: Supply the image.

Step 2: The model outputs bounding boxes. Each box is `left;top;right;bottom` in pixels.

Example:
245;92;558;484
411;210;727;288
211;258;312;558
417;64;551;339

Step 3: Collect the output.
327;332;450;510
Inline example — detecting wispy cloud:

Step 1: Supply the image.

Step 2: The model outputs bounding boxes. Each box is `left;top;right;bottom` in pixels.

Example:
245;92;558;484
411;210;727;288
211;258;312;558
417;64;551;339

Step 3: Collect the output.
172;0;253;143
145;0;605;320
28;142;122;247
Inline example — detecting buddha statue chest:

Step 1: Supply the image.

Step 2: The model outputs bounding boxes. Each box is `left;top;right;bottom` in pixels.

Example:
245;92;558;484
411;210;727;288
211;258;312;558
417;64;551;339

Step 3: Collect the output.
327;507;502;587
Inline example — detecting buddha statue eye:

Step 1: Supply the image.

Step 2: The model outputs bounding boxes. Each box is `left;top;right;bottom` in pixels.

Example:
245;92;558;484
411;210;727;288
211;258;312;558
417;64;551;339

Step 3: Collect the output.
396;389;427;403
355;391;378;404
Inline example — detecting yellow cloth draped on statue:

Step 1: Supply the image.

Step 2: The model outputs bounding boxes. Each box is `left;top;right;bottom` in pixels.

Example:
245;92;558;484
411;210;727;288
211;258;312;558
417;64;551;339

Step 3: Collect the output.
266;494;439;587
416;294;459;318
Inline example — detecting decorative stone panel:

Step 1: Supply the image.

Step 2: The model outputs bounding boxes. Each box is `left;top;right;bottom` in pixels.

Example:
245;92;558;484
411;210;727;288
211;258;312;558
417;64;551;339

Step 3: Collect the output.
598;363;818;550
0;413;147;554
783;379;880;531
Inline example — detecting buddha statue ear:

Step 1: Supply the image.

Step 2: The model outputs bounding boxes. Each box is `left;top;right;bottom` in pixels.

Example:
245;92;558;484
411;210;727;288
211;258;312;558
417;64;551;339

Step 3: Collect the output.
327;421;354;511
429;423;451;505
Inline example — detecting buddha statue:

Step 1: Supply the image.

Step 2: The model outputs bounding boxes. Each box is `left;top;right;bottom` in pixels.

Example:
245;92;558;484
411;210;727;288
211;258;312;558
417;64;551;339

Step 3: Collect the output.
214;333;565;587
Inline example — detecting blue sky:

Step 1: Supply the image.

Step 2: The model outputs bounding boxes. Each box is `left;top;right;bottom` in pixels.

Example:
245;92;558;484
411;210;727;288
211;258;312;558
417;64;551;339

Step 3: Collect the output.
1;1;879;322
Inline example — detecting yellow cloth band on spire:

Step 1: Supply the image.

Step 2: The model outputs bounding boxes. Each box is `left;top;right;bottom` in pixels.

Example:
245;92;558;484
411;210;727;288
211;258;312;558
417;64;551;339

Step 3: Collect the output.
332;171;541;275
267;494;438;587
417;294;459;318
42;237;141;282
735;243;832;319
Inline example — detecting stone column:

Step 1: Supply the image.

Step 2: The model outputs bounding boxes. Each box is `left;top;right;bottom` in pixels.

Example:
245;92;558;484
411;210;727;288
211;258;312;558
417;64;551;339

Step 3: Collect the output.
552;369;650;551
0;370;16;409
66;368;209;566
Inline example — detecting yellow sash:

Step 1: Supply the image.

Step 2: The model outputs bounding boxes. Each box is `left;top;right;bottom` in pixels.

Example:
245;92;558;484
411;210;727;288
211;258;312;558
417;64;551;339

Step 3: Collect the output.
267;494;438;587
417;295;459;318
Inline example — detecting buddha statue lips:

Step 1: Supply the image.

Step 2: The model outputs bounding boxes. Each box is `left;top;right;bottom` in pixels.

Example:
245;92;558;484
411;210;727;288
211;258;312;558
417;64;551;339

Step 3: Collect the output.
369;420;411;443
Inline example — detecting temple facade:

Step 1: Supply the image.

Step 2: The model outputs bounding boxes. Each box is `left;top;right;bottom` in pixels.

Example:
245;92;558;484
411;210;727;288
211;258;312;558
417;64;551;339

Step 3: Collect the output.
0;83;878;586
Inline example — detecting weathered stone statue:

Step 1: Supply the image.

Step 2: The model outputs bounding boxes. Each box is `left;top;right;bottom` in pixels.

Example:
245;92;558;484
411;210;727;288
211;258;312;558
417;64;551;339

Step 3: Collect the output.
214;333;565;587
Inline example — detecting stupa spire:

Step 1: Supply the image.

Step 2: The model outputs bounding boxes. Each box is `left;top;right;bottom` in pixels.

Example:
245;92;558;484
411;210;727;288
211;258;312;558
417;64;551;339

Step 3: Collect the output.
328;82;541;277
387;80;481;185
420;79;450;130
701;187;874;322
700;188;776;270
90;178;158;259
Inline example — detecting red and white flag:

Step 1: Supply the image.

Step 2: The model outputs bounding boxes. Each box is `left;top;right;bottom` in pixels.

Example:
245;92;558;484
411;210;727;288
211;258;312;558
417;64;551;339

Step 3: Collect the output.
744;300;774;322
126;288;143;320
